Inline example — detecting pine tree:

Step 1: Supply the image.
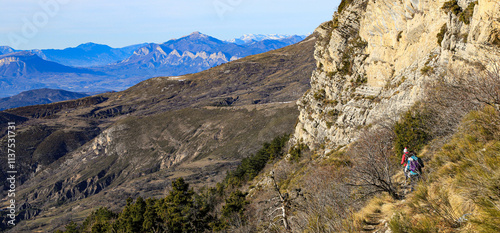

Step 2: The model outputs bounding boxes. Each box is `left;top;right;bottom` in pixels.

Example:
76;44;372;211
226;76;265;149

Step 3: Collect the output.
163;177;195;232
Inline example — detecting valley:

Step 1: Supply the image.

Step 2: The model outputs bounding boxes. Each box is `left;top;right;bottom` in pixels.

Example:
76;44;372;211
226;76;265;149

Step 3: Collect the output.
2;0;500;232
0;33;317;232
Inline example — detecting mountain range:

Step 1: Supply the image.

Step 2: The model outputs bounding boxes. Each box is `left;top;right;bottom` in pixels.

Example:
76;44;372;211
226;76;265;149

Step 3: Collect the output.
0;32;317;232
2;0;500;232
0;32;306;98
227;34;307;45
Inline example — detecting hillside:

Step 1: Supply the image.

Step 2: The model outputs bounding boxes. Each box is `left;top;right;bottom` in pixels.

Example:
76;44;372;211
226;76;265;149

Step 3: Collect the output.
47;0;500;232
0;52;108;97
0;89;89;111
2;0;499;232
0;33;317;232
245;0;500;231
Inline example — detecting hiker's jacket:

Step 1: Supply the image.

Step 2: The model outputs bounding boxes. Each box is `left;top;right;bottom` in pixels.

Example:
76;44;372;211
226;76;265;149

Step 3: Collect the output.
401;152;408;166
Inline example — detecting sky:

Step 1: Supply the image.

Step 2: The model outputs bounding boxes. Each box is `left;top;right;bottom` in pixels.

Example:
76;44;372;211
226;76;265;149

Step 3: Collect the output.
0;0;341;50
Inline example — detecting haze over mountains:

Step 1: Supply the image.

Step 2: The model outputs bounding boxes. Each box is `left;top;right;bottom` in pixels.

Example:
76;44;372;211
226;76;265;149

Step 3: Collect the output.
0;33;306;98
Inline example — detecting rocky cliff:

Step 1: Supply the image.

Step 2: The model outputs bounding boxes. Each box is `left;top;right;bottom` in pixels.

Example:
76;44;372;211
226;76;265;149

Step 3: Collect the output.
294;0;500;149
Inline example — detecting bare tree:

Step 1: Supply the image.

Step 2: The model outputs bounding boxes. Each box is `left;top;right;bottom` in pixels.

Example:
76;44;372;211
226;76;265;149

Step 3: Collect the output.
423;59;500;139
267;171;303;232
347;125;401;200
461;61;500;110
439;60;500;110
296;165;357;232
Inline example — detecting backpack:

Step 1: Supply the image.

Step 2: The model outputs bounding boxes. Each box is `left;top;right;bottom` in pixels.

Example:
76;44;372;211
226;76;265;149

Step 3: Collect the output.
409;156;422;174
417;157;424;169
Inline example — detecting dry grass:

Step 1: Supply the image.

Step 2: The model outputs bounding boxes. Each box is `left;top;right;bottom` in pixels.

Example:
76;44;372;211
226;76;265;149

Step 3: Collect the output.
386;106;500;232
353;194;396;228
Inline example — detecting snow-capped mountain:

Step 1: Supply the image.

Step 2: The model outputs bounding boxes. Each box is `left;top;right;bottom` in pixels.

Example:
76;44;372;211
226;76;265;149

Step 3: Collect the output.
102;32;307;77
0;31;309;97
227;34;307;45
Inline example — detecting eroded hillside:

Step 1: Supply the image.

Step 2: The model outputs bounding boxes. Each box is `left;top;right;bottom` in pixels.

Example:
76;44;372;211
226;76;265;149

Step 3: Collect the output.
0;35;317;232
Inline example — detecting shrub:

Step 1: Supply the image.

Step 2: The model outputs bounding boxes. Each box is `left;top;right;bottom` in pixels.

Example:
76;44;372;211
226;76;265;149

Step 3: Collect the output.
442;0;462;15
420;65;434;76
80;207;117;232
289;142;309;162
442;0;477;25
459;1;477;25
337;0;354;13
437;24;447;45
221;190;249;219
313;89;326;101
348;126;401;200
394;106;432;154
225;134;290;185
390;106;500;232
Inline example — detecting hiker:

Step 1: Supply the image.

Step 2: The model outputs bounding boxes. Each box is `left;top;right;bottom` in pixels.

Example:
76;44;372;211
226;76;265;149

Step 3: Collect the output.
405;151;424;191
401;147;409;183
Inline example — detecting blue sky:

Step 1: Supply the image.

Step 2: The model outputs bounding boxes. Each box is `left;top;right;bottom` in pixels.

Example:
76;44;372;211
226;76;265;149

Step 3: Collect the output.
1;0;341;50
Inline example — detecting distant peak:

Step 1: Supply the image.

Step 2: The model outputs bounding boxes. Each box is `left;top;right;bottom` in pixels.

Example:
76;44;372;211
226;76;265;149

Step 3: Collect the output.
187;31;209;39
0;51;36;58
77;42;99;47
225;34;307;45
76;42;111;50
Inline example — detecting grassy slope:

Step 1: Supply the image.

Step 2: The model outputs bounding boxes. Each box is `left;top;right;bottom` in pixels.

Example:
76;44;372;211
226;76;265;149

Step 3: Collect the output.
237;106;500;232
385;106;500;232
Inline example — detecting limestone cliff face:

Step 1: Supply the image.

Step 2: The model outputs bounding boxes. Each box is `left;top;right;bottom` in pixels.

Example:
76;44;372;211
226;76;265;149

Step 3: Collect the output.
294;0;500;149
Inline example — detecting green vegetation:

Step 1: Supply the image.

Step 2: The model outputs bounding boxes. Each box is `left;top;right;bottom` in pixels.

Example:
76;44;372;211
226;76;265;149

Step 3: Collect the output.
327;71;336;78
437;24;448;45
59;62;495;232
384;76;407;90
441;0;477;25
352;75;367;87
339;36;368;76
225;134;290;186
332;16;340;29
390;106;500;232
289;141;309;162
442;0;462;15
337;0;354;14
313;89;326;101
459;1;477;25
327;109;340;118
420;65;434;76
57;178;215;233
394;105;432;154
58;135;291;232
221;190;249;219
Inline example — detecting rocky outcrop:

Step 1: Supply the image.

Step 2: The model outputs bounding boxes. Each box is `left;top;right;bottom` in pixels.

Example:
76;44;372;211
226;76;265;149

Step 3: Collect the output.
294;0;500;149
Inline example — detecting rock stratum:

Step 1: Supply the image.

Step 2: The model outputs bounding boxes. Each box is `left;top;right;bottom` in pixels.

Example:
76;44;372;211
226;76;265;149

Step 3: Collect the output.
293;0;500;149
